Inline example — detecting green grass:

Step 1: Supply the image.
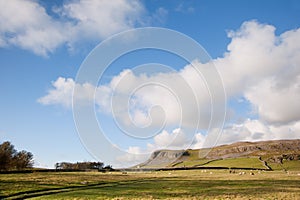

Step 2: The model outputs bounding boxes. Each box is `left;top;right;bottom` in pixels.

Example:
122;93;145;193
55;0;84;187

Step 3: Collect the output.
162;149;212;168
32;178;300;199
174;157;267;169
171;152;267;169
186;149;203;160
282;160;300;171
268;160;300;171
172;159;210;167
0;172;134;198
202;157;267;169
1;170;300;199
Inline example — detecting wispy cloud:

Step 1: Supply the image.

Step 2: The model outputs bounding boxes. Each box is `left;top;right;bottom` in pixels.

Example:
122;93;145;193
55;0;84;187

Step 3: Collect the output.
175;2;195;13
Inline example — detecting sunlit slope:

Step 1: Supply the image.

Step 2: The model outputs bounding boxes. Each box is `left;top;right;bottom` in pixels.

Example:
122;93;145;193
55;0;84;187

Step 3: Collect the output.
136;139;300;170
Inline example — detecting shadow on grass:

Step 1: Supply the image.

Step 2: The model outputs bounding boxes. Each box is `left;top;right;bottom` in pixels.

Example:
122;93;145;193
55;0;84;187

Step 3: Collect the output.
53;179;300;199
125;180;300;198
0;179;147;200
2;178;300;199
13;178;299;199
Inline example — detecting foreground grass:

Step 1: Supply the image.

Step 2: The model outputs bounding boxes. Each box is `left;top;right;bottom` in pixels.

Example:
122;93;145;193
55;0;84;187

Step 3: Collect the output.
0;170;300;199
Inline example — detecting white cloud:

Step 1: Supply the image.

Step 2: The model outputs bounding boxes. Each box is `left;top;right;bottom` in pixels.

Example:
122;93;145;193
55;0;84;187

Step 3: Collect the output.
57;0;144;42
39;21;300;151
38;77;75;107
91;20;300;131
175;2;195;13
116;128;201;166
191;133;206;149
0;0;66;56
106;63;221;130
151;128;189;149
216;20;300;125
218;119;300;145
0;0;146;56
216;21;279;96
38;77;99;108
115;146;148;166
245;78;300;125
269;120;300;139
147;128;210;151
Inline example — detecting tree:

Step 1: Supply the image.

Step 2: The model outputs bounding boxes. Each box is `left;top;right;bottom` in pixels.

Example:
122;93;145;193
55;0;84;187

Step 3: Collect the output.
14;150;34;170
0;141;16;171
54;161;104;171
0;141;34;171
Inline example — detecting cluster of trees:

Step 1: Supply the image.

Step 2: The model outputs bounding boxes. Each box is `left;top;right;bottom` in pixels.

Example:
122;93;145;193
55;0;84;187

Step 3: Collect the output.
0;141;34;171
55;161;104;171
0;141;113;173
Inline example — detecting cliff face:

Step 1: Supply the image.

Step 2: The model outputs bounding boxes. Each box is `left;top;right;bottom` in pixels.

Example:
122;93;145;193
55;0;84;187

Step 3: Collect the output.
150;150;185;160
138;150;185;168
136;139;300;169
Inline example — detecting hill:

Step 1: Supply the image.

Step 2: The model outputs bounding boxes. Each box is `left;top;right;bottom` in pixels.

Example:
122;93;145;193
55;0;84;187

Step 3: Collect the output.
134;139;300;171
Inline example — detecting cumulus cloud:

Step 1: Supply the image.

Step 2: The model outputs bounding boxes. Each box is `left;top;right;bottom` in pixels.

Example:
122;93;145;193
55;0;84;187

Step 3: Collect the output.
149;128;189;150
37;77;95;108
0;0;146;56
245;78;300;125
108;66;212;130
38;77;75;107
40;63;215;131
217;21;300;125
115;146;148;165
39;20;300;150
148;128;209;151
218;119;300;145
0;0;66;56
81;21;300;131
56;0;144;42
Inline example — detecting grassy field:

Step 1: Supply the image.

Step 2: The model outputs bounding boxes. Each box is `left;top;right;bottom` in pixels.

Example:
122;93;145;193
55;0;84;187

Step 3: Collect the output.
268;160;300;171
168;153;300;172
172;157;268;169
202;157;267;169
1;170;300;199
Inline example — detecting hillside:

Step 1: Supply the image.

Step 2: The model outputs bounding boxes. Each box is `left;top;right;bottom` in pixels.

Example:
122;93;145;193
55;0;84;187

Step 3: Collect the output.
135;139;300;171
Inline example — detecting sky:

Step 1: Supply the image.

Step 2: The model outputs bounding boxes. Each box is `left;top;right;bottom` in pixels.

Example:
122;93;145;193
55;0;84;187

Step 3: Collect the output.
1;0;300;168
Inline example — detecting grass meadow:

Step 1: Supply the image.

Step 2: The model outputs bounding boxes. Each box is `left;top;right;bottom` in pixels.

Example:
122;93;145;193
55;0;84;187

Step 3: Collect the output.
0;169;300;199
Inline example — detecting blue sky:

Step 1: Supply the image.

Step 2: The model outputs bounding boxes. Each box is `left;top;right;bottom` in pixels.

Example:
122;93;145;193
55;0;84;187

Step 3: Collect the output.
1;0;300;168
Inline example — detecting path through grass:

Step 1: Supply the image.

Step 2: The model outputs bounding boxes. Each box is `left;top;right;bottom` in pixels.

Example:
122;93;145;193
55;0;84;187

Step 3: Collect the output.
0;170;299;199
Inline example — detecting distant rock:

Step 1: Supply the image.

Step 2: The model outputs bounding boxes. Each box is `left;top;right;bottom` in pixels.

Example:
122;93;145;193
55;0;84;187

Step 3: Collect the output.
138;150;185;168
206;139;300;160
134;139;300;169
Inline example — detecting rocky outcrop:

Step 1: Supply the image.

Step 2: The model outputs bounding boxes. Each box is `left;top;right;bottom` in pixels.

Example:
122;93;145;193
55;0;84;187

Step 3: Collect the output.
138;150;185;168
206;139;300;159
266;154;300;164
136;139;300;169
